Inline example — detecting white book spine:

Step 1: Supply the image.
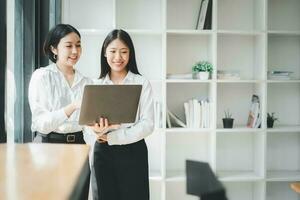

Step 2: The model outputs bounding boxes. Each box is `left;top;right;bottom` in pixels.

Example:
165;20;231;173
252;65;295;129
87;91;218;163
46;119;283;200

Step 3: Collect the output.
188;99;194;128
166;110;171;128
193;99;200;128
200;100;205;128
184;102;190;128
204;101;208;128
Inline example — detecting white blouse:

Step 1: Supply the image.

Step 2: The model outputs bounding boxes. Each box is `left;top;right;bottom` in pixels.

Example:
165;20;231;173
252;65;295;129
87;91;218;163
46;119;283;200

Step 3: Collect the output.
28;63;92;134
83;71;154;146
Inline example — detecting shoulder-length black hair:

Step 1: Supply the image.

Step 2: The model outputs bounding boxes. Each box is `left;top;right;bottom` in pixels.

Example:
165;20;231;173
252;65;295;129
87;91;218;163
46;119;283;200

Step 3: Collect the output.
43;24;81;63
100;29;140;78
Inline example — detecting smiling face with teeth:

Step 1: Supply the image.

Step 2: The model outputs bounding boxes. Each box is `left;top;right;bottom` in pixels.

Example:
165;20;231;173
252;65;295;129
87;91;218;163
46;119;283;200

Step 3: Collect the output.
51;32;82;69
105;38;130;75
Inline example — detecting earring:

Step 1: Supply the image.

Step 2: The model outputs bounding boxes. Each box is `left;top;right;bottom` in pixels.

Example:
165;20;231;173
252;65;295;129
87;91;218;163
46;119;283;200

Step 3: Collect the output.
53;54;57;60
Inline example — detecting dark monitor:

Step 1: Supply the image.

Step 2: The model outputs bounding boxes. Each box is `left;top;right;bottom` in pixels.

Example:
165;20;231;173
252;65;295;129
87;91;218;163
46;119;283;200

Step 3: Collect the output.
186;160;228;200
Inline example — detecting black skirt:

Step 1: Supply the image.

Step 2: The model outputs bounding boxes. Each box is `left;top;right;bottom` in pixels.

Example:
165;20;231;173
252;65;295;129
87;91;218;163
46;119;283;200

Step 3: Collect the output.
93;139;149;200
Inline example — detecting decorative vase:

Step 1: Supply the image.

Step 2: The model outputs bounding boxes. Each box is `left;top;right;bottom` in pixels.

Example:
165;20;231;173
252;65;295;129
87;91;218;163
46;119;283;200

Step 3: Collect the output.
223;118;234;128
267;120;274;128
197;72;209;80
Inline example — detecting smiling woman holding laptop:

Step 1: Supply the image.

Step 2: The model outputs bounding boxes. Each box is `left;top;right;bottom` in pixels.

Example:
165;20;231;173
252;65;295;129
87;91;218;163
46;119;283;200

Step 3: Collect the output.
83;29;154;200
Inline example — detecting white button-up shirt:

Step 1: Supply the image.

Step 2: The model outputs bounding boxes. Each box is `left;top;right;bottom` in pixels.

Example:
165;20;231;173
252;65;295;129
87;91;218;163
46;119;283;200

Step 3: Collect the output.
83;71;154;146
28;63;92;134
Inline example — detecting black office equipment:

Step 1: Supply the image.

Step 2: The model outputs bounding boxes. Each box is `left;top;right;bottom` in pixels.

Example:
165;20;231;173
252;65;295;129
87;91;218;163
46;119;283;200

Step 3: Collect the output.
186;160;228;200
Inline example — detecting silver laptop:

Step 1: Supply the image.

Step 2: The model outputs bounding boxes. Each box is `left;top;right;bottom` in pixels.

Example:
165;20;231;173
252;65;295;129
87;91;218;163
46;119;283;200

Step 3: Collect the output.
79;85;142;125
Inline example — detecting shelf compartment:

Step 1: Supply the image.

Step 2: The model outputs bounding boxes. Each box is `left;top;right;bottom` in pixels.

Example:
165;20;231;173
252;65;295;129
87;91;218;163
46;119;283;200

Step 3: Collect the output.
166;132;212;179
217;0;265;31
266;132;300;180
167;83;213;128
216;132;265;179
116;0;162;30
266;181;300;200
267;83;300;126
62;0;114;29
166;180;199;200
268;35;300;80
223;181;265;200
167;34;213;76
217;83;265;128
167;0;211;30
268;0;300;31
217;34;265;80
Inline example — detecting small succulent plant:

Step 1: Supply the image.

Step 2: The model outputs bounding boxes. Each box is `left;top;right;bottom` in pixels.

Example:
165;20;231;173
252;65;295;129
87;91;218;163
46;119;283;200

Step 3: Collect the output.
224;109;233;119
192;61;213;73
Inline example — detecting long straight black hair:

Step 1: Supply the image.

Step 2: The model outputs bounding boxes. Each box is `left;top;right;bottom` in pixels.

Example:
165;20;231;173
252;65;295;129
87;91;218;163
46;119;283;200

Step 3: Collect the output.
99;29;140;78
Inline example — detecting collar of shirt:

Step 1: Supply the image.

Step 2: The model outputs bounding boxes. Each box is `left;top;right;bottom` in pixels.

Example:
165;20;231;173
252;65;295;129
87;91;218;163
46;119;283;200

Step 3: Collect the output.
102;71;135;84
48;63;85;88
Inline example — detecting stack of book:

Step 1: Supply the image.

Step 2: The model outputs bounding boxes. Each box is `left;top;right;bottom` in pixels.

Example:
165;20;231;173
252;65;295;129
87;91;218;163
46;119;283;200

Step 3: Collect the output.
217;70;241;80
167;73;193;80
268;70;293;80
166;98;211;128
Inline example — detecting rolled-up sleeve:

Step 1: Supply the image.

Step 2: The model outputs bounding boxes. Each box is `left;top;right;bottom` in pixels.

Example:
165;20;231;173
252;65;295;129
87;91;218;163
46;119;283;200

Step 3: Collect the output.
28;70;68;134
107;80;154;145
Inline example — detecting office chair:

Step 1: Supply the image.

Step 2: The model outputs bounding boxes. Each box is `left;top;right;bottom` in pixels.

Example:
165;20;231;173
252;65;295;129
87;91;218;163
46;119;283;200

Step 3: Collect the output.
186;160;228;200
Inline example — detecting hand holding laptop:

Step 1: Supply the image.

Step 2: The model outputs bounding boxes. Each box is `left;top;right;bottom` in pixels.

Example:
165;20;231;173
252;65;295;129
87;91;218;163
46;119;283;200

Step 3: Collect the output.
89;117;120;143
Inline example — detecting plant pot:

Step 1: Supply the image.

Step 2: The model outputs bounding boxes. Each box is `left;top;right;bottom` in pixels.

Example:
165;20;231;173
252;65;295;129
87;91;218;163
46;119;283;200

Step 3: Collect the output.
197;72;209;80
267;119;274;128
223;118;234;128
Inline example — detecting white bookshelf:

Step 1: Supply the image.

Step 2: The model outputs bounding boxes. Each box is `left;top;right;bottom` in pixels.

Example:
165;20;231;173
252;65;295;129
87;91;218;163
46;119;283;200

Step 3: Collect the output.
62;0;300;199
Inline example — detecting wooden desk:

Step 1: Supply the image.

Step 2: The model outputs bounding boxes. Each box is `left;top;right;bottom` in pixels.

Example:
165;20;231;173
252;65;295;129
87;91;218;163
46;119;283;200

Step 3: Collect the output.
0;144;89;200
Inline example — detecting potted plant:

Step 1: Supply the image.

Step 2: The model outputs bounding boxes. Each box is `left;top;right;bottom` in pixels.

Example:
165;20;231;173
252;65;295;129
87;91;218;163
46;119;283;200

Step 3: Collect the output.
267;112;278;128
192;61;213;80
223;109;234;128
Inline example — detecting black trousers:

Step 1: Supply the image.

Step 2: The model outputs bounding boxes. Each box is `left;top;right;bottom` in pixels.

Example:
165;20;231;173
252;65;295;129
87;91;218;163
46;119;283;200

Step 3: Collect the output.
93;139;149;200
36;131;90;200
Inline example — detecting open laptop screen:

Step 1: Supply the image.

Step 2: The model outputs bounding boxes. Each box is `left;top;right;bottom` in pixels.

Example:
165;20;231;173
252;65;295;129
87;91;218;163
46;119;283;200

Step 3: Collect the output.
79;85;142;125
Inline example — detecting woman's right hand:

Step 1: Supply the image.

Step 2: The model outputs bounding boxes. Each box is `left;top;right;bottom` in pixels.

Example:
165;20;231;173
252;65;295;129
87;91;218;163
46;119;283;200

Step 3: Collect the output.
90;117;120;136
64;100;81;117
